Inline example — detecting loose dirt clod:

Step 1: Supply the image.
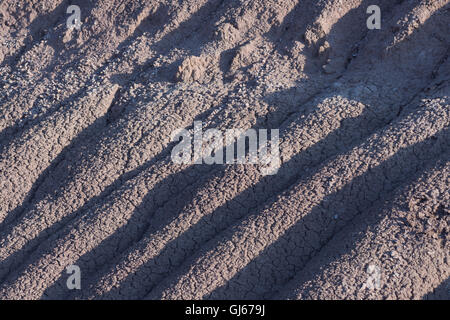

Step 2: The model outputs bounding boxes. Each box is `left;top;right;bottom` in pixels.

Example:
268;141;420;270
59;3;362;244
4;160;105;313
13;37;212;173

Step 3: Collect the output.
175;55;207;83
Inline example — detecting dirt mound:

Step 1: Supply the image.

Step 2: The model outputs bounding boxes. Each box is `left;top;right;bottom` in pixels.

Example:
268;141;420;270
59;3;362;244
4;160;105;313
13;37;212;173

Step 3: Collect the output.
0;0;448;300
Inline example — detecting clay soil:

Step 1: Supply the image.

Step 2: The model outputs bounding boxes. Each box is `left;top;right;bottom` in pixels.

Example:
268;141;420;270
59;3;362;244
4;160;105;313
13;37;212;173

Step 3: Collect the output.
0;0;448;299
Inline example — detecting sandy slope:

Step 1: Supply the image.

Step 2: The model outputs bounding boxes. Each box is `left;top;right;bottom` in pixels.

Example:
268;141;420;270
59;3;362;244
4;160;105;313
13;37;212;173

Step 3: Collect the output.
0;0;448;299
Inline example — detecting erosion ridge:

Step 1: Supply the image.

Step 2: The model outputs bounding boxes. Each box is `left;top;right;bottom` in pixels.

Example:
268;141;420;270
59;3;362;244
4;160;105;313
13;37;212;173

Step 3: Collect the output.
0;0;448;300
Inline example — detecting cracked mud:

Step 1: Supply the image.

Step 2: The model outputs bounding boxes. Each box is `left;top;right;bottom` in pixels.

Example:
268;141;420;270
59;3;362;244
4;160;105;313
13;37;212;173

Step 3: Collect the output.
0;0;449;300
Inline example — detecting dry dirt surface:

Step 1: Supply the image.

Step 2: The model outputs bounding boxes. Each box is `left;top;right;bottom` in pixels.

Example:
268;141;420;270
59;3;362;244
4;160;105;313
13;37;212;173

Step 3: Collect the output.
0;0;449;300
